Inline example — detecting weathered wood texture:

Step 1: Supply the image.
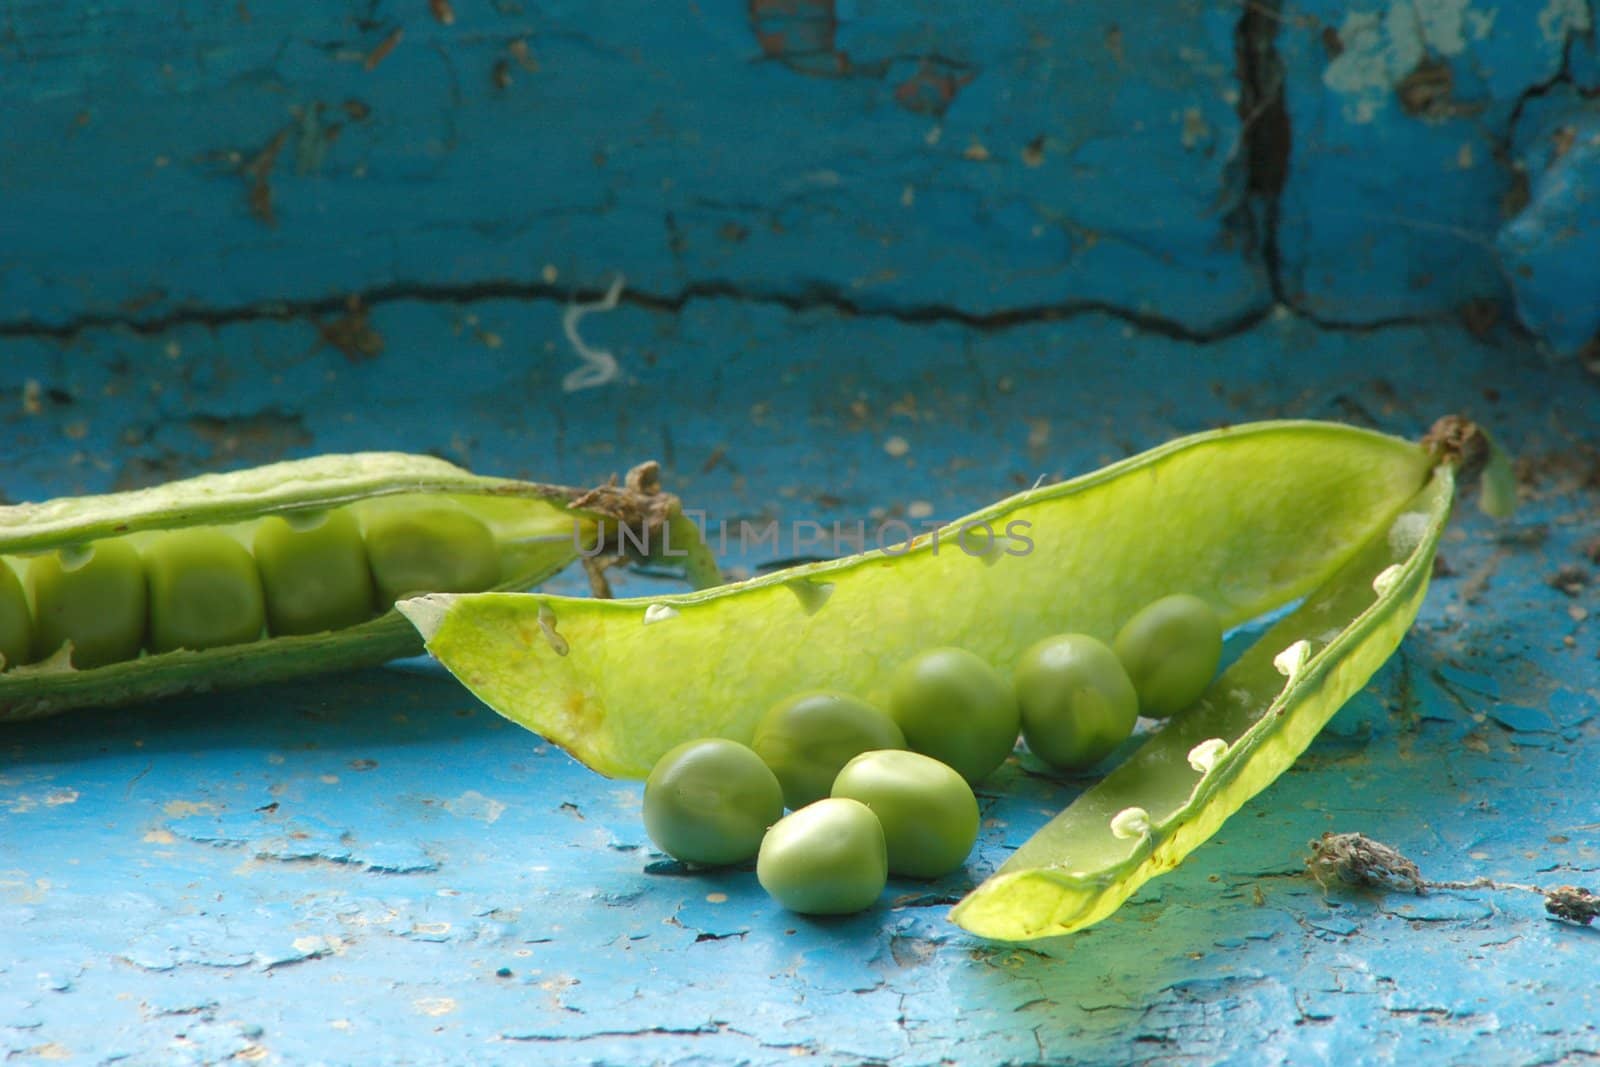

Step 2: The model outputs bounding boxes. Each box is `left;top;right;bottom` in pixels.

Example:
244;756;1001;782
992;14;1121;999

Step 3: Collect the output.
1;0;1263;333
1273;0;1597;326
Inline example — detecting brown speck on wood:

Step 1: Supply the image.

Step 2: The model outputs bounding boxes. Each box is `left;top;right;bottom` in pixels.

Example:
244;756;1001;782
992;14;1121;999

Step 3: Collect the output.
1459;298;1500;339
1320;25;1343;59
1550;564;1589;597
508;38;538;72
316;295;385;362
1396;56;1456;120
1104;25;1124;64
365;27;403;71
242;126;289;227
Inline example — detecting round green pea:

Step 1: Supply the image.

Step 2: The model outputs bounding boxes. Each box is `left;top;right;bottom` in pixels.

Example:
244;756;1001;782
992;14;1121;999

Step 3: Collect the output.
362;504;500;607
887;647;1020;785
1014;633;1139;770
28;539;146;669
0;562;33;671
643;738;784;867
831;750;978;879
756;797;887;916
1113;594;1224;718
143;529;266;654
253;509;376;636
749;690;906;810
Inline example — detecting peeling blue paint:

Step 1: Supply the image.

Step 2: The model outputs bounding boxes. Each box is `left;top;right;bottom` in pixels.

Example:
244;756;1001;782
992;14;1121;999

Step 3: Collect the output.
1498;91;1600;356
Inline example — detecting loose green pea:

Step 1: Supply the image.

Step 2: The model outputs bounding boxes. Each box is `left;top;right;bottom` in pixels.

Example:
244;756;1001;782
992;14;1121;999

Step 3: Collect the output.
28;539;147;669
253;509;376;636
756;797;887;915
143;529;266;654
1113;594;1224;718
750;690;906;810
643;738;784;866
363;505;500;607
0;562;33;671
887;647;1020;785
1014;633;1139;770
831;750;978;879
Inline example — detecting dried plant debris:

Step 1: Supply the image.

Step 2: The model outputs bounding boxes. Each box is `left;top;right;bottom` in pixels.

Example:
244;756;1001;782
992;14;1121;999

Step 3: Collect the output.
1306;832;1598;927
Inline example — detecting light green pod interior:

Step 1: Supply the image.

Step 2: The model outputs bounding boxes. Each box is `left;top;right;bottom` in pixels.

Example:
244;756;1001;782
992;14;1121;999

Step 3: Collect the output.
405;421;1434;780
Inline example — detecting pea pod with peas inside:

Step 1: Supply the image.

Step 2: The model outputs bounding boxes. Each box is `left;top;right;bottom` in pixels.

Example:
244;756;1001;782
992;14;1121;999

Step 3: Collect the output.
403;418;1494;939
0;452;718;722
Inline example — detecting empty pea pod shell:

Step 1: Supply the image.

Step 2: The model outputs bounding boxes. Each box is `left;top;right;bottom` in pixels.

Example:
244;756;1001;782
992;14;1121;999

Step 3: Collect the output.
0;453;698;722
403;420;1466;939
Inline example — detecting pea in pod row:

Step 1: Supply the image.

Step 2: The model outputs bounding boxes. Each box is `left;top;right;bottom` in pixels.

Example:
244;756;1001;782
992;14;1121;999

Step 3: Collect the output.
0;453;712;722
400;420;1466;940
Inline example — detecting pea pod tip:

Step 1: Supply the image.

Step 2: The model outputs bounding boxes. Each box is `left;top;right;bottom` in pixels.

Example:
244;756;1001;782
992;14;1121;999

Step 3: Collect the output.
395;594;458;641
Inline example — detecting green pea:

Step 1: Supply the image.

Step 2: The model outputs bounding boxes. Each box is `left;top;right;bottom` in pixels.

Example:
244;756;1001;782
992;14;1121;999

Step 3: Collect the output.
749;690;906;810
253;509;376;636
643;738;784;867
887;647;1020;785
756;797;887;915
0;562;33;671
363;505;500;607
1113;594;1224;718
1014;633;1139;770
831;749;978;879
28;539;146;669
143;529;266;653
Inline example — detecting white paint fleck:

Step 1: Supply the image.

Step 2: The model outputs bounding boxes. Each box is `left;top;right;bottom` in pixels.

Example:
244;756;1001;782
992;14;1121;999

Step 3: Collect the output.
1539;0;1591;42
444;790;507;824
1323;0;1478;124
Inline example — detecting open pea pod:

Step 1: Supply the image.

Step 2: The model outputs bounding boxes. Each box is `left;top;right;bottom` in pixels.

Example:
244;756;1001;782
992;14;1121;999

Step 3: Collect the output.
947;465;1452;939
0;453;710;722
402;420;1464;937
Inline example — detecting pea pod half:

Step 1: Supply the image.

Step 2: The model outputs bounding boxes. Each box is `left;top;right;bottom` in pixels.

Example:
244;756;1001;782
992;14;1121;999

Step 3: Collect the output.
402;420;1465;938
0;453;713;722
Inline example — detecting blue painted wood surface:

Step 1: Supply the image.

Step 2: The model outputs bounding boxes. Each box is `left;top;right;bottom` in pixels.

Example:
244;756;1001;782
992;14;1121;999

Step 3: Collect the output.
0;0;1262;334
4;0;1600;1062
4;303;1599;1064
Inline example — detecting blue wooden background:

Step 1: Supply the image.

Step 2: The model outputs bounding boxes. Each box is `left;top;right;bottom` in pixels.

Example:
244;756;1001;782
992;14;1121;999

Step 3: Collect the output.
3;1;1599;1063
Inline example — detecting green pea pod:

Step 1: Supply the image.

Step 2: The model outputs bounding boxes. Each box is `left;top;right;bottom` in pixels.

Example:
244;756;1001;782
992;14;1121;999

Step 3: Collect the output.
0;453;710;722
403;420;1467;937
947;466;1452;939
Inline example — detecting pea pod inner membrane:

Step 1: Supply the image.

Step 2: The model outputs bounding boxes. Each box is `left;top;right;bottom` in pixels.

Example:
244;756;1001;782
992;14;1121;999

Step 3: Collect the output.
403;421;1434;780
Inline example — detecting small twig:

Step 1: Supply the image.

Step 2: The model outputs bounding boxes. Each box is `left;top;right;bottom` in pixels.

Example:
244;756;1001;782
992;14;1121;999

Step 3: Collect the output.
1306;832;1600;926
